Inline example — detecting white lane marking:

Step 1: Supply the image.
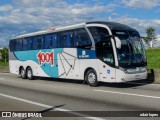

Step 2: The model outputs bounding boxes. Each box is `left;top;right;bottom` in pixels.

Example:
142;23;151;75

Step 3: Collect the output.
94;89;160;100
0;93;105;120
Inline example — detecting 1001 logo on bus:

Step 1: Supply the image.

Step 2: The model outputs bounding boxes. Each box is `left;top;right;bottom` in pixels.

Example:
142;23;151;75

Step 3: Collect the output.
37;51;54;66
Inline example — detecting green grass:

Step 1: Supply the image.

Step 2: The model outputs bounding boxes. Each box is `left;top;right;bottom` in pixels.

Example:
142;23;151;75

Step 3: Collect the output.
146;48;160;69
0;62;9;67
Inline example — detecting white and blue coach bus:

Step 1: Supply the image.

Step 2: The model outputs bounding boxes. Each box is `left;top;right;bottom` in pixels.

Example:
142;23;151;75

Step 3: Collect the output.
9;21;147;86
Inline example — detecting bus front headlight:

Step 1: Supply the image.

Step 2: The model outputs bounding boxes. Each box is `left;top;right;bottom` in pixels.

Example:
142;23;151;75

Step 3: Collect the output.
139;67;147;72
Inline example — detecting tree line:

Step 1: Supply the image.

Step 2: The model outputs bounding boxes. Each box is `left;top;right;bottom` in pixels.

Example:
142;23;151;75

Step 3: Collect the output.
0;47;9;63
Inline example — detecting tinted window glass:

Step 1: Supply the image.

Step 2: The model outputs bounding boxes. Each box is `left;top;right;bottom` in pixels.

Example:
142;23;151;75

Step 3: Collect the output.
75;28;92;49
44;34;51;49
102;38;115;67
37;36;44;49
112;30;129;42
51;34;58;48
88;27;109;43
27;37;33;50
23;37;33;50
129;31;140;38
66;32;72;47
23;38;28;50
58;31;74;47
9;40;16;52
15;39;23;51
72;31;77;47
32;37;37;50
32;36;44;50
58;32;67;47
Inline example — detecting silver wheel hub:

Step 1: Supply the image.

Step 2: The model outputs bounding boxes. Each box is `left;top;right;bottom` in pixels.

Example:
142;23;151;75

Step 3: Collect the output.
27;70;32;78
88;73;96;84
21;70;25;77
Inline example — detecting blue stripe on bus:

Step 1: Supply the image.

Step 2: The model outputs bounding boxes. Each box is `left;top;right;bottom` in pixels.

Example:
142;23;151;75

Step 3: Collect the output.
14;48;63;77
13;48;96;77
77;49;96;59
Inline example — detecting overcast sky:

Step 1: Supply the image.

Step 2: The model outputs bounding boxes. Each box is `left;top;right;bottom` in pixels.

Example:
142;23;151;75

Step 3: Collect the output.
0;0;160;47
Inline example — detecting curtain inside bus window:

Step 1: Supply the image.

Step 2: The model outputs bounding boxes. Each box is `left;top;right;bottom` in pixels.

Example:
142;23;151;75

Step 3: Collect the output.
44;35;51;49
15;39;23;51
58;32;70;48
23;38;28;50
22;37;33;50
66;32;71;47
76;28;92;49
32;37;37;50
36;36;44;49
9;40;16;52
51;34;57;48
70;31;76;47
27;37;33;50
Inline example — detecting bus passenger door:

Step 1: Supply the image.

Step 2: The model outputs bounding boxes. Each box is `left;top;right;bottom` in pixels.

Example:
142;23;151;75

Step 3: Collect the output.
96;37;116;82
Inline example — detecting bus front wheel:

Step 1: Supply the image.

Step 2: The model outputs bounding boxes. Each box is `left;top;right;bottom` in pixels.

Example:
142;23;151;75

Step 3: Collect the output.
26;67;34;80
85;69;98;87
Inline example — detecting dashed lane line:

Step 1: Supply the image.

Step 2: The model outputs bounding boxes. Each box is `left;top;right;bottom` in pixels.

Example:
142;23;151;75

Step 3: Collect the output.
94;89;160;100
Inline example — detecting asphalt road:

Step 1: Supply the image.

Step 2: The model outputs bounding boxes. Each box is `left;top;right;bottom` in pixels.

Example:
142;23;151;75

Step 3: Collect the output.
0;73;160;120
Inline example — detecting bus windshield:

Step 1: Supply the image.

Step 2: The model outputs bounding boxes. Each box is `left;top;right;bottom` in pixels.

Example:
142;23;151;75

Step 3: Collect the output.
112;30;146;68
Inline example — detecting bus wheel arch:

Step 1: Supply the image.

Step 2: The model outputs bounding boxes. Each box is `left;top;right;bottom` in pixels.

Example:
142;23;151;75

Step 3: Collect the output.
19;66;27;79
26;66;34;80
84;68;98;87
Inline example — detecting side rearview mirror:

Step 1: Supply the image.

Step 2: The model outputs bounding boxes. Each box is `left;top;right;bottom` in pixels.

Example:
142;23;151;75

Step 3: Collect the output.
115;37;121;49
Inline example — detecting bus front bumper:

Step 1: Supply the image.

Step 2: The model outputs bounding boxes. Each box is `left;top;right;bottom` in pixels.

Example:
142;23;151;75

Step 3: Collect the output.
116;69;148;83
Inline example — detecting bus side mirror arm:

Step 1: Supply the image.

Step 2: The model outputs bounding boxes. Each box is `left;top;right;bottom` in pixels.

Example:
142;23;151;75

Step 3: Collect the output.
114;37;121;49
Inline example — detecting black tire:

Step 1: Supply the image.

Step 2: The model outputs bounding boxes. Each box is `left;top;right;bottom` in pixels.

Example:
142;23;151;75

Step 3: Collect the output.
20;67;27;79
85;69;98;87
26;67;34;80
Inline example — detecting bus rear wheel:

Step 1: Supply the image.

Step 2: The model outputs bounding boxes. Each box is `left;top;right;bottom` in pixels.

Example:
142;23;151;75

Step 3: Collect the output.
26;67;34;80
85;69;98;87
20;67;26;79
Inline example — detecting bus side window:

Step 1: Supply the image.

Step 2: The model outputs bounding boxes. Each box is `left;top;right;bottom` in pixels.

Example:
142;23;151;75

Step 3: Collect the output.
66;32;72;47
70;31;76;47
51;34;58;48
59;31;75;48
9;40;16;52
36;36;44;49
27;37;33;50
23;38;28;50
103;40;115;67
88;27;109;44
58;31;72;48
44;34;51;49
75;28;92;49
15;39;23;51
58;32;67;48
32;37;37;50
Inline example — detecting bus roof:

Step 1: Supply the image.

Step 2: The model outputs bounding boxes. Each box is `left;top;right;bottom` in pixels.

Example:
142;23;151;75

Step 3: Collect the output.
12;23;86;40
11;21;136;40
86;21;135;31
